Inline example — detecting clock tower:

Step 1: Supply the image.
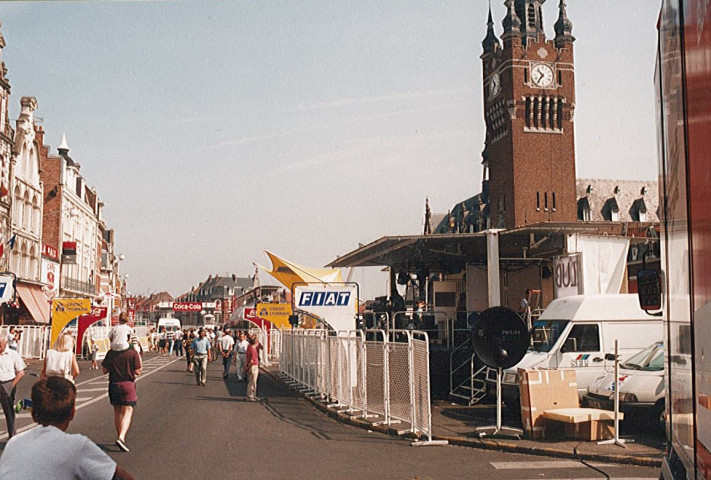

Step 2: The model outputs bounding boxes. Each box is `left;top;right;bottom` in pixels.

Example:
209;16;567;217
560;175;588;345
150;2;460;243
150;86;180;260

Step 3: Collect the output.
481;0;576;229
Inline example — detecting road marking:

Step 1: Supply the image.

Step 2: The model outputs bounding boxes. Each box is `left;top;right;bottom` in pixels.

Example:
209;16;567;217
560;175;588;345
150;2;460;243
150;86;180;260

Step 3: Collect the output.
492;460;588;469
491;461;657;478
77;387;108;392
0;356;182;441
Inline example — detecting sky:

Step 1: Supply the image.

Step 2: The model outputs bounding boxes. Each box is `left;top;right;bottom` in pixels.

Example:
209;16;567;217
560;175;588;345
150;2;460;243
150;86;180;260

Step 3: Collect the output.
0;1;661;300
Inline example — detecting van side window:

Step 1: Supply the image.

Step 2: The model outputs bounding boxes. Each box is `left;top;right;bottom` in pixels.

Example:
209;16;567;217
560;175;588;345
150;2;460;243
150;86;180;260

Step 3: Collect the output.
565;324;600;352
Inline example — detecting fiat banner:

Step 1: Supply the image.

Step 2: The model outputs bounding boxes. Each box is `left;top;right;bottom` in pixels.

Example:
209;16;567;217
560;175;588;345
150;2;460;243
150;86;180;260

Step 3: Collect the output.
293;283;358;331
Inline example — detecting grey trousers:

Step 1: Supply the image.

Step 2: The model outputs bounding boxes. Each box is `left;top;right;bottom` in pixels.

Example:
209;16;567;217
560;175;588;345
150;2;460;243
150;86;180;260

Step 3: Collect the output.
193;355;208;385
0;380;16;437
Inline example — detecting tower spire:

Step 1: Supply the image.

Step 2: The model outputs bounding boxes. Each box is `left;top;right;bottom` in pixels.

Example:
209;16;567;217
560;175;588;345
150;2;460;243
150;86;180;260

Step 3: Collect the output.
514;0;546;46
57;133;70;153
501;0;522;41
482;2;500;54
554;0;575;47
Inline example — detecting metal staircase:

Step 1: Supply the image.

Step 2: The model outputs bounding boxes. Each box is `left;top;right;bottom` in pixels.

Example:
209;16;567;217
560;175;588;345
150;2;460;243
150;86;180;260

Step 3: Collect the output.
449;338;488;405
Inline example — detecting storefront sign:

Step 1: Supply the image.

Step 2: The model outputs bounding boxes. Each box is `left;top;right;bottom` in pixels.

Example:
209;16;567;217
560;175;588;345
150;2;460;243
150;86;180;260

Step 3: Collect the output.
41;244;58;260
41;259;59;299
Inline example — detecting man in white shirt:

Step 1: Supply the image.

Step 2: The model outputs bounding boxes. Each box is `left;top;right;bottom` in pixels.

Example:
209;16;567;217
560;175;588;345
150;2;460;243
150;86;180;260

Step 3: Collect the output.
519;288;532;331
218;329;235;379
109;312;134;351
173;328;184;356
0;334;25;438
0;376;135;479
233;331;249;382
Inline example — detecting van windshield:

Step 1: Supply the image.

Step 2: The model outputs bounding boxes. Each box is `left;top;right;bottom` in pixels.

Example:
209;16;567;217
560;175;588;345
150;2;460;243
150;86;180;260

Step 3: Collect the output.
530;320;569;353
620;342;664;371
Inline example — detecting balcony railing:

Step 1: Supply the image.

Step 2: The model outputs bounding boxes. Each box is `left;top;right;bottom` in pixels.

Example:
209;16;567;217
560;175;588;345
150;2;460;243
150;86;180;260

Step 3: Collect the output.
61;277;96;296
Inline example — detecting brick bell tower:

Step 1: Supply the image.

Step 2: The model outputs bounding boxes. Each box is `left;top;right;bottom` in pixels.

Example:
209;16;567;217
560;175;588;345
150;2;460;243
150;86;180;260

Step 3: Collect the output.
481;0;576;229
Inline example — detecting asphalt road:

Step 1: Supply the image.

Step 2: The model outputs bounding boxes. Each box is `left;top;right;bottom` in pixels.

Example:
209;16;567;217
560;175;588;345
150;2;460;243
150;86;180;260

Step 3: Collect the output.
1;353;660;479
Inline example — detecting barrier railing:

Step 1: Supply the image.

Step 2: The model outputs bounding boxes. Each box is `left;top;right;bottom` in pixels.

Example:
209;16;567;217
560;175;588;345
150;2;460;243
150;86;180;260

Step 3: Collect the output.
279;328;446;445
0;325;50;359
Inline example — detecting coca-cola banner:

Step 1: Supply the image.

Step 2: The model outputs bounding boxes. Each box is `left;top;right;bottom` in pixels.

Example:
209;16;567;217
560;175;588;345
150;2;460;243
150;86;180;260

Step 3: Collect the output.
172;302;202;312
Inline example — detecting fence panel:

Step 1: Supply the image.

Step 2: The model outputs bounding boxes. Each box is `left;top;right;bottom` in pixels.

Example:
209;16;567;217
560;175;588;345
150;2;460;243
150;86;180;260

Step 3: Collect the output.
350;330;366;415
278;328;431;441
411;331;433;440
364;330;387;420
387;333;413;426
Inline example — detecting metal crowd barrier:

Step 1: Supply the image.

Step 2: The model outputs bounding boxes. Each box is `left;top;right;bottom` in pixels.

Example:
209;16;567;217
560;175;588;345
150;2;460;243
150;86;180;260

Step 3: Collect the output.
0;325;50;359
279;328;446;445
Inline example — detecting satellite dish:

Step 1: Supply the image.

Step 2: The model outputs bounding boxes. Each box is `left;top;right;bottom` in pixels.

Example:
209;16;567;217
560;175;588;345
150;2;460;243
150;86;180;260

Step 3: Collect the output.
472;306;530;369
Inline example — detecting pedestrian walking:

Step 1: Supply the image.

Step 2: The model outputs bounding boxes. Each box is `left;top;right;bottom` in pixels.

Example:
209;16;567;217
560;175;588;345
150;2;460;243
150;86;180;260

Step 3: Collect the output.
41;333;80;383
184;331;195;372
191;329;212;386
173;327;184;356
0;376;136;480
233;331;249;381
157;327;167;354
90;339;99;370
244;335;260;401
102;342;142;452
166;327;175;355
0;334;25;438
218;328;234;379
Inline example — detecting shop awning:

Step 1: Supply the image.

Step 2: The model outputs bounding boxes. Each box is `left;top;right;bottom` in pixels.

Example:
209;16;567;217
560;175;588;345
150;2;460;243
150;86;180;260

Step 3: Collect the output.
17;283;51;324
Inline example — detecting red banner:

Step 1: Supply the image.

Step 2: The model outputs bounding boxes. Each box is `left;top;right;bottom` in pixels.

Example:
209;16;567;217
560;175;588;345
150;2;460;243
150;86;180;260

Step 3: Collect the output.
75;307;108;355
173;302;202;312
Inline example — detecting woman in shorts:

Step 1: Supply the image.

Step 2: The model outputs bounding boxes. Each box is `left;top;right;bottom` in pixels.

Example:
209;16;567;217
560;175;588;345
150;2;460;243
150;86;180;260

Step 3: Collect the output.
102;345;142;452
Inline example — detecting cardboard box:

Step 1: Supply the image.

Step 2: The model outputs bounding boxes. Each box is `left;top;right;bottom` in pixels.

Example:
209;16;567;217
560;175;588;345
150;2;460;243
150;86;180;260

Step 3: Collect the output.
563;419;614;441
518;369;579;439
542;408;622;441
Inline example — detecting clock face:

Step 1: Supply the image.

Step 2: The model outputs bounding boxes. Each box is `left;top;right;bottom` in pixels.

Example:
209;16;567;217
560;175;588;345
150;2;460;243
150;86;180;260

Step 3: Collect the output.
531;63;554;88
489;73;501;98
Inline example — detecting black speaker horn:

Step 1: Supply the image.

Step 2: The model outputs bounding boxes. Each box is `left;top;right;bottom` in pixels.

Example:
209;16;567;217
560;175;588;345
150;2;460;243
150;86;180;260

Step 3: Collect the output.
471;306;530;369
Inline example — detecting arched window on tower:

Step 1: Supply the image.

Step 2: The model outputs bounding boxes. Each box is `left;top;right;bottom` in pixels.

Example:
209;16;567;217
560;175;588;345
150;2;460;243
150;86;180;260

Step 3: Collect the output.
528;4;536;29
549;98;556;129
536;192;540;211
525;97;532;128
557;100;564;129
533;97;539;128
540;97;547;128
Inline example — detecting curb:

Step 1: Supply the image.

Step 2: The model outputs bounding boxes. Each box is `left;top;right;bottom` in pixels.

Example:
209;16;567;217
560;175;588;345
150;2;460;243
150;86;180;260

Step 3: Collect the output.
265;369;662;468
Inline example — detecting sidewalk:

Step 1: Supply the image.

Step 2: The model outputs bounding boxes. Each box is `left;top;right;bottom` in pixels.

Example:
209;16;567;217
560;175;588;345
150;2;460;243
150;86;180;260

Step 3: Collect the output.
267;367;665;468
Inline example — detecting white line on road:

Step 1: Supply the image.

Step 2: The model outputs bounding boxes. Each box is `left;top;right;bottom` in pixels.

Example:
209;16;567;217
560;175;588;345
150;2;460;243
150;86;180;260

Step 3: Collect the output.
0;356;183;441
77;388;108;392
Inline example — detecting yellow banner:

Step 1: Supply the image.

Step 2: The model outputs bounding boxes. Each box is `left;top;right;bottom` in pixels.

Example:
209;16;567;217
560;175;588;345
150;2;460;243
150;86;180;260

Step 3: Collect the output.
256;303;293;330
50;298;91;347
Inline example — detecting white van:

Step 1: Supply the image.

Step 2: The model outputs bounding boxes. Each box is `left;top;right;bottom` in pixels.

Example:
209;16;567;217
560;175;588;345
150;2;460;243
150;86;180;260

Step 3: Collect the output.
485;294;663;404
157;318;181;330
